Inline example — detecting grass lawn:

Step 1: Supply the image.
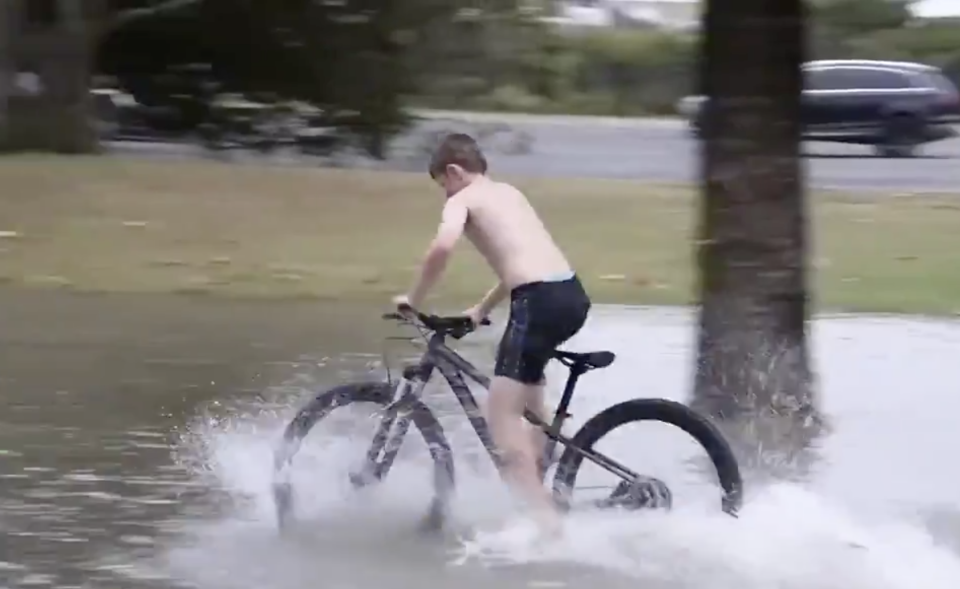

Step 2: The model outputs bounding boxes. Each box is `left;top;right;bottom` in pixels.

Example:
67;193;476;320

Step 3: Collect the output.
0;155;957;315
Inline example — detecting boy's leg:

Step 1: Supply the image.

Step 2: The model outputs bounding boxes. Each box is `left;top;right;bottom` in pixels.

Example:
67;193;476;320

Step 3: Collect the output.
491;279;588;533
525;382;552;474
487;375;561;529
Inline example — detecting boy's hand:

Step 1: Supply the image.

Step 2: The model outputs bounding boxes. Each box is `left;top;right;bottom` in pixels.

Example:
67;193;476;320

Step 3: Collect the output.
392;294;413;310
462;304;487;326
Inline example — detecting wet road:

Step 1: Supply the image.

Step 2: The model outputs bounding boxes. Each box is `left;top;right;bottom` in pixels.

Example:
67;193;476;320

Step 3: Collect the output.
108;112;960;192
2;291;960;589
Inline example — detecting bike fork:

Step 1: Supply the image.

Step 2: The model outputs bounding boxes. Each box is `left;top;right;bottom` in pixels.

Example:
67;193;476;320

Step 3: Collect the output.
349;378;420;489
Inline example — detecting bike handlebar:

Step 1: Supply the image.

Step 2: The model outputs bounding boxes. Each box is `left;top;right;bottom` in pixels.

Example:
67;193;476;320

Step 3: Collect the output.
382;303;491;340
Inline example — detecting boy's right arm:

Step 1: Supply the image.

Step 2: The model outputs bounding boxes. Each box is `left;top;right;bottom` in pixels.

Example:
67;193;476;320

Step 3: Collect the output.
477;282;507;317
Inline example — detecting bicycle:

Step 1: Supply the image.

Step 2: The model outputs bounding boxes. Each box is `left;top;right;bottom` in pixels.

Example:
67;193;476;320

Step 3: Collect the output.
272;306;743;532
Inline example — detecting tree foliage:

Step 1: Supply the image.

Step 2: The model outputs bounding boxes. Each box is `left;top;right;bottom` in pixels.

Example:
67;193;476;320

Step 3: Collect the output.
811;0;914;37
96;0;470;156
416;0;960;116
7;0;960;153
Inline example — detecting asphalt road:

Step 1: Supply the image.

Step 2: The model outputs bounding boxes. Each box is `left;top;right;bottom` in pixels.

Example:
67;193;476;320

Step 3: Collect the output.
107;112;960;193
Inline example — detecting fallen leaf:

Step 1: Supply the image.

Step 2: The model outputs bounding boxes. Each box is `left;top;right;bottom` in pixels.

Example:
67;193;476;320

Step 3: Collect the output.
271;272;304;282
148;259;189;267
25;275;73;287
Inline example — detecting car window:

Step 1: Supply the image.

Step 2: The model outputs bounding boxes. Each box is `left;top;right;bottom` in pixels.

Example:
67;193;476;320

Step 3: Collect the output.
806;68;847;90
920;71;959;95
845;68;910;89
807;67;911;91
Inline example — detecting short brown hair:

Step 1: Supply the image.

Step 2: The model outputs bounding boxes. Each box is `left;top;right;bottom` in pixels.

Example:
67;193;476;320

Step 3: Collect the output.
428;133;488;178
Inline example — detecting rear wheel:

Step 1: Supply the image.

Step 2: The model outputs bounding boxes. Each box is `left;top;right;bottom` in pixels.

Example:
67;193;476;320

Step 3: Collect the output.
272;381;455;531
875;114;922;158
552;398;743;516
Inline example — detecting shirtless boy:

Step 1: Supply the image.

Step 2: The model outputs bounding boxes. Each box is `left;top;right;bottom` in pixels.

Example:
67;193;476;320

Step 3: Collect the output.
393;133;591;532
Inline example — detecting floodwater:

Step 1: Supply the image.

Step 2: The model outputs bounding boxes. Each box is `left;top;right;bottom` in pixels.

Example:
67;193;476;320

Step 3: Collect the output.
2;290;960;589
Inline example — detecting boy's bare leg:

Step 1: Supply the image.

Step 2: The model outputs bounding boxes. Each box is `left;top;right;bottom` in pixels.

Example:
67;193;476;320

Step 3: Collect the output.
488;376;562;534
525;382;551;475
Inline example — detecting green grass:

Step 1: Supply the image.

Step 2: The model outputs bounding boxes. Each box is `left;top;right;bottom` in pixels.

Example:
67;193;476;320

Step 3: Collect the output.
0;155;957;315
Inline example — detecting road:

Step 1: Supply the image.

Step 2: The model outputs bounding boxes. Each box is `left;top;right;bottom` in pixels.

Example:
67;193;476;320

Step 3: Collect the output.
107;112;960;193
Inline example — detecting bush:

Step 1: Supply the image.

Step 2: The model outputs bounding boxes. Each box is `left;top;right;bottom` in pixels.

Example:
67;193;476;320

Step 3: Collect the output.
476;84;547;112
565;30;696;115
416;28;696;116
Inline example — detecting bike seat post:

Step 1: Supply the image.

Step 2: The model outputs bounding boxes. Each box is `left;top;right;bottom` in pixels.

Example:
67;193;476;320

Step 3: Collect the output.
538;363;585;481
554;364;585;425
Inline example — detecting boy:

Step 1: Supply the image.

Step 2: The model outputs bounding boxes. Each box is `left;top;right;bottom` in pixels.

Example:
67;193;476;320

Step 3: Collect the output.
393;133;591;533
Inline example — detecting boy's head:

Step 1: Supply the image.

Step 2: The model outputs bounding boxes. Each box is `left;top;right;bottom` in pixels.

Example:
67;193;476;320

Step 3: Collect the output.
428;133;487;197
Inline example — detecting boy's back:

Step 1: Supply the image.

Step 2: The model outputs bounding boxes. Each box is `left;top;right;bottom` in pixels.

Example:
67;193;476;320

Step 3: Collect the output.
451;178;572;290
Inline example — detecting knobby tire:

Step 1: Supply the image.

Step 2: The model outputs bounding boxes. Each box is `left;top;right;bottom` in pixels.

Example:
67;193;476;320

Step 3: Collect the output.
553;398;743;515
273;381;455;528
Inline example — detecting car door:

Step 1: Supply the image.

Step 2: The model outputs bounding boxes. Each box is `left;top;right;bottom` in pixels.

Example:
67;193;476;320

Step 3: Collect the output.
803;67;848;137
821;66;883;134
837;67;912;132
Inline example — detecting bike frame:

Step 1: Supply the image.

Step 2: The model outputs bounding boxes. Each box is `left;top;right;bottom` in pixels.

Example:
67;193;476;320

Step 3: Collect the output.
357;330;642;488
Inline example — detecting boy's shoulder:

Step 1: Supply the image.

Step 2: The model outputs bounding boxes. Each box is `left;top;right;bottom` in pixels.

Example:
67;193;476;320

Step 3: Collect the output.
464;179;521;200
449;179;525;214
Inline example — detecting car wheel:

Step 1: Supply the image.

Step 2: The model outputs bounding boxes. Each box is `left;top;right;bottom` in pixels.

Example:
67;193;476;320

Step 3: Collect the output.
91;94;120;141
876;114;921;158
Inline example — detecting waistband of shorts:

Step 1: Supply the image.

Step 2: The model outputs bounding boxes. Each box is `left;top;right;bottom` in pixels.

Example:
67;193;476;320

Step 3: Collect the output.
510;272;579;296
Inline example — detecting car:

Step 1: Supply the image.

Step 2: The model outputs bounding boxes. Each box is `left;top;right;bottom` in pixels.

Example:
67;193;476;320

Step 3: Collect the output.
678;59;960;157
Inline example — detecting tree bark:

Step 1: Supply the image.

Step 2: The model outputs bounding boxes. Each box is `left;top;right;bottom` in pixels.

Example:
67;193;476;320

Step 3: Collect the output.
692;0;825;480
0;1;10;146
1;0;105;153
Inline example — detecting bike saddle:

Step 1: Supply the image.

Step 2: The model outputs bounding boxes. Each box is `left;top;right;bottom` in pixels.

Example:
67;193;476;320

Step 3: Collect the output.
553;349;616;370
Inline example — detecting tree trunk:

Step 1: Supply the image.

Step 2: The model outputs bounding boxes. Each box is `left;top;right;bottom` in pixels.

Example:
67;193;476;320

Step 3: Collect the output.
692;0;825;480
1;0;101;153
0;1;12;145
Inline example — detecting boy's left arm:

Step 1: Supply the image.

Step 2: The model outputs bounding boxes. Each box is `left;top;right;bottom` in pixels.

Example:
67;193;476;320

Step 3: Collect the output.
405;200;468;308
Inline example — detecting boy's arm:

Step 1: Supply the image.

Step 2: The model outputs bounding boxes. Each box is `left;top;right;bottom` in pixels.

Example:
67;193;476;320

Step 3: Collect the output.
407;200;468;307
476;282;507;316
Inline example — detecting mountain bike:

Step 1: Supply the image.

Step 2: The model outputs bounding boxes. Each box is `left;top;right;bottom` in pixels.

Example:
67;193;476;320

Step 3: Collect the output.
272;306;743;531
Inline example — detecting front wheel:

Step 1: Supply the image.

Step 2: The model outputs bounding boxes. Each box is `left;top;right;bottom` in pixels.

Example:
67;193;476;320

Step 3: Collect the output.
552;398;743;516
272;381;456;531
875;114;922;158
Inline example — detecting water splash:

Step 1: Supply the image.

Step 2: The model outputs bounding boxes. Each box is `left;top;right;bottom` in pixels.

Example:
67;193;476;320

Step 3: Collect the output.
134;308;960;589
457;484;960;589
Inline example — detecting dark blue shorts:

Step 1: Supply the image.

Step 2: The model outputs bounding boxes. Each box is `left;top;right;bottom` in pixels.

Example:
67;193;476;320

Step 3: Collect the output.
494;275;591;385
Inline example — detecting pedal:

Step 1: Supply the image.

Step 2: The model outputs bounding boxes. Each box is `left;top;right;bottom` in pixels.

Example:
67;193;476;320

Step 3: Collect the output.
417;498;447;535
605;476;673;511
349;464;385;489
349;470;374;488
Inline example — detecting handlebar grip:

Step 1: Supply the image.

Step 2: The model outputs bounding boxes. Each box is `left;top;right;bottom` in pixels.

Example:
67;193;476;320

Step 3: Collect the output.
387;304;491;329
